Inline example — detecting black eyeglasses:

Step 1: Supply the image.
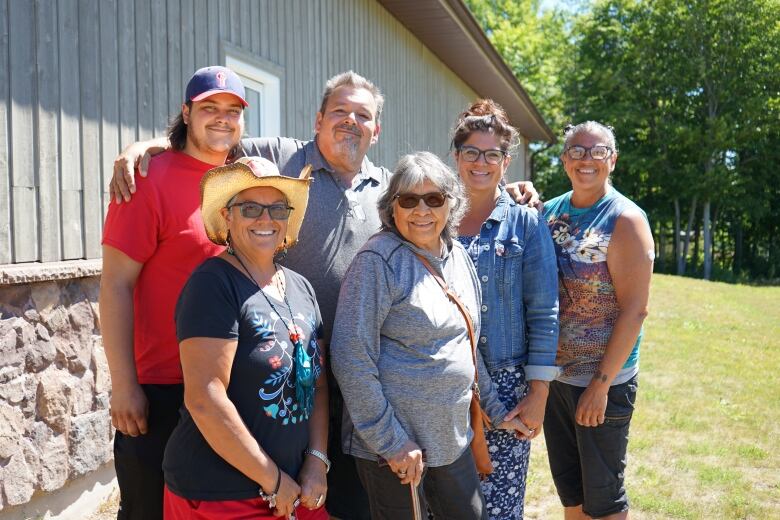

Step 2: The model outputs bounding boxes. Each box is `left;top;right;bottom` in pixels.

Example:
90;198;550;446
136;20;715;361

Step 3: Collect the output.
394;192;448;209
457;145;508;165
564;145;613;161
228;202;293;220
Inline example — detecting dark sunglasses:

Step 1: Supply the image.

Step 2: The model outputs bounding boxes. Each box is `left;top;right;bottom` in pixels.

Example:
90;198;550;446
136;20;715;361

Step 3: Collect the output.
457;145;508;165
228;201;293;220
394;192;448;209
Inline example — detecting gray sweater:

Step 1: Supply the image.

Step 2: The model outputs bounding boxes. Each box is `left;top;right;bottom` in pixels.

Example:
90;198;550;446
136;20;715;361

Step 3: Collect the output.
330;231;508;467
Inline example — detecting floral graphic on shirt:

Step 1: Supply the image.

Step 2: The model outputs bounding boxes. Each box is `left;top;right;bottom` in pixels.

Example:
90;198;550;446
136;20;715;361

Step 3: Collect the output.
548;215;611;264
573;228;610;263
248;311;276;352
247;310;322;426
547;211;618;378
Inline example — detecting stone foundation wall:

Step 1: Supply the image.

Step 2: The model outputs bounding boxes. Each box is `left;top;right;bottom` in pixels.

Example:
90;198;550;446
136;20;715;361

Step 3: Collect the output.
0;268;112;512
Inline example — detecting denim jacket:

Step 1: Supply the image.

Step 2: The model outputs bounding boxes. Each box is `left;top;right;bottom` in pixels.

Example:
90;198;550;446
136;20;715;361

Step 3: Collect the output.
473;189;560;380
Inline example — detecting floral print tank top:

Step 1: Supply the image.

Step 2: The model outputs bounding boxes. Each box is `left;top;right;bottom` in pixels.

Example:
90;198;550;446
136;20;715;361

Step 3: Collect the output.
544;188;645;386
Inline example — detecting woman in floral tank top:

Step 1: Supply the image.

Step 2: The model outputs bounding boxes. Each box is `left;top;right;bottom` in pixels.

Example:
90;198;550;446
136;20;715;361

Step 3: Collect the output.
543;122;654;520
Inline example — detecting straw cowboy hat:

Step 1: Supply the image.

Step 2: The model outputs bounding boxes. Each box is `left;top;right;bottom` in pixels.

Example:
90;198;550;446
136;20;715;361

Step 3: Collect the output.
200;156;313;247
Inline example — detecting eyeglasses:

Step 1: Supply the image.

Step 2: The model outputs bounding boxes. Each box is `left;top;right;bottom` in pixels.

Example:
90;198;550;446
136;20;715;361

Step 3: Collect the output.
564;145;614;161
457;145;508;165
228;202;293;220
394;192;448;209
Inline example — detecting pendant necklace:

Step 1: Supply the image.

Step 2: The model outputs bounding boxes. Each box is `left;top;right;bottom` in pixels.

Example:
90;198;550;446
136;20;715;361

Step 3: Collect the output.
229;250;316;416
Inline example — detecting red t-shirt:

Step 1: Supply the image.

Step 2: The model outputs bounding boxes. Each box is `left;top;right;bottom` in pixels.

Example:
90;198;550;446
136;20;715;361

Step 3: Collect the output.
102;150;224;384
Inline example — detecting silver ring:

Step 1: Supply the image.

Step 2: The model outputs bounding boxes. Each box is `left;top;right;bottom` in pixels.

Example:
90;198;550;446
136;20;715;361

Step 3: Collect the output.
293;498;301;508
315;494;324;507
399;470;407;476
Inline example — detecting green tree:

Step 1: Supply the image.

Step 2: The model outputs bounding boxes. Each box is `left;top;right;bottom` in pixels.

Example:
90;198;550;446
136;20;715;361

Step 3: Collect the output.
467;0;780;281
560;0;780;280
465;0;573;194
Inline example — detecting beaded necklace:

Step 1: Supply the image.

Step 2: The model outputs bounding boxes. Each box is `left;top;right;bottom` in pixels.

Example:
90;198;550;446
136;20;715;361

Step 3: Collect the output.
229;250;316;416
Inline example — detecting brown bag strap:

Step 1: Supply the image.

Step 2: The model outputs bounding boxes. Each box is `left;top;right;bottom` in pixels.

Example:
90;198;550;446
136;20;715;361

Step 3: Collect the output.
415;254;492;430
414;254;481;386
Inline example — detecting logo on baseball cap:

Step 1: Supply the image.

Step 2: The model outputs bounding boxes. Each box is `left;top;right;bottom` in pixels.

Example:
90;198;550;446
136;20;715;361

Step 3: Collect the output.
185;66;248;107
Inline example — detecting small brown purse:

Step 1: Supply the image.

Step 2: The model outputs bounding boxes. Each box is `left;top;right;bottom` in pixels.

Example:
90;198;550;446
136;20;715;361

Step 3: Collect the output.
415;254;494;476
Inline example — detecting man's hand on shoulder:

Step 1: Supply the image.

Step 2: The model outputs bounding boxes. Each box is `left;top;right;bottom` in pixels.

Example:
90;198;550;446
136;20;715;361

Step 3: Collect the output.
505;180;543;210
110;137;169;203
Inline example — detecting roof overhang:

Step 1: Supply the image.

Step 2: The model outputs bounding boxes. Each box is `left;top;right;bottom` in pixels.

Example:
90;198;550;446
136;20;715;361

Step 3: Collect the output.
377;0;555;143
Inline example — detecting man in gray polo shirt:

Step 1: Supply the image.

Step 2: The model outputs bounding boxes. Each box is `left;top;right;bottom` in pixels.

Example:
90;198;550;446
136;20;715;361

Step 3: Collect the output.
111;71;537;519
239;72;388;343
240;74;388;519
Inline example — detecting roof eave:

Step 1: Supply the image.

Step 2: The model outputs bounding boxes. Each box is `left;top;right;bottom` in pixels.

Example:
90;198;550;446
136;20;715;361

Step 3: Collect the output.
377;0;556;143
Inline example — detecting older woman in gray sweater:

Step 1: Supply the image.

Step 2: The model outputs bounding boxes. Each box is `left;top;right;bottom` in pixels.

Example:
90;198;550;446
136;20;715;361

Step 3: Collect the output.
330;152;526;520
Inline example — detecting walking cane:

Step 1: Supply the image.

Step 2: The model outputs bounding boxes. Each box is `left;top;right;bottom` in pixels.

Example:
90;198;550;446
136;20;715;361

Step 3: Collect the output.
378;450;427;520
410;481;423;520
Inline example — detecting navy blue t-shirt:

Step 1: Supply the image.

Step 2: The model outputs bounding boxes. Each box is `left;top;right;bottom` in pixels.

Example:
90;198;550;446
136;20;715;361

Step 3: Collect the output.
163;257;324;500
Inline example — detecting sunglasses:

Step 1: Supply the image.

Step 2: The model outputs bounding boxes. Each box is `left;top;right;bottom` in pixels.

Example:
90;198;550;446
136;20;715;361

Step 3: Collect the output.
564;145;613;161
394;192;448;209
228;202;293;220
457;145;508;165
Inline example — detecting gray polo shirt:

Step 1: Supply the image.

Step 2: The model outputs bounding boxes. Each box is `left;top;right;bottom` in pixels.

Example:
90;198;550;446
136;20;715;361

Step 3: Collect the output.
240;137;390;342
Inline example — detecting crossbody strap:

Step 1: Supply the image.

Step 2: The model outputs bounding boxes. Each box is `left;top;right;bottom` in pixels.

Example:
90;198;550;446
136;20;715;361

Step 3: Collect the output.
414;254;480;387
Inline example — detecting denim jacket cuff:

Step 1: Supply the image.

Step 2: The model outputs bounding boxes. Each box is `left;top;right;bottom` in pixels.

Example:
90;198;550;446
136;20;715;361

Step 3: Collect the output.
524;365;560;382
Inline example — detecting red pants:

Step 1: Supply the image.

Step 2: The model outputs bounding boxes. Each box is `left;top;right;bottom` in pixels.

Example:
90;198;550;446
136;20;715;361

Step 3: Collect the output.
164;486;329;520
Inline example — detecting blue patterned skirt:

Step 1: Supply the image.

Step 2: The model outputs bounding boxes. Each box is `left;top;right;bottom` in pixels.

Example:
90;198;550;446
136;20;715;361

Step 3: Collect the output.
480;365;531;520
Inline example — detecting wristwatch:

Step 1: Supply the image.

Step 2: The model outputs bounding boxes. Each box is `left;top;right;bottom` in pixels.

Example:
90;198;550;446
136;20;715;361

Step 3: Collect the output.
304;448;331;473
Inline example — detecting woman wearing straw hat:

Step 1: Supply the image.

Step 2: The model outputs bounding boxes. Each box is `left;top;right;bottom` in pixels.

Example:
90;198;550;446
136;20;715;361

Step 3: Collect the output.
162;157;330;520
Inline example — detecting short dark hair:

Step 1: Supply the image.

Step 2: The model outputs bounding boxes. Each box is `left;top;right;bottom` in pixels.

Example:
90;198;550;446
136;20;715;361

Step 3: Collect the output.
318;71;384;124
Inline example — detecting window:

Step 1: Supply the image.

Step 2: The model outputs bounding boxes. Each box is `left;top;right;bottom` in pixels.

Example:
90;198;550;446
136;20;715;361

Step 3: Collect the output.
225;49;282;138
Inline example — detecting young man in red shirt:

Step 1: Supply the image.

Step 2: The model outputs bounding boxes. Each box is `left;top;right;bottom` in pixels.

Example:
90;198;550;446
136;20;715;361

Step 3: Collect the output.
99;66;247;520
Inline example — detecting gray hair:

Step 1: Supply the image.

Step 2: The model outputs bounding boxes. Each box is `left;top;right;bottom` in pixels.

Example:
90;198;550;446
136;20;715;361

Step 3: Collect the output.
378;151;468;243
319;71;385;124
563;121;618;152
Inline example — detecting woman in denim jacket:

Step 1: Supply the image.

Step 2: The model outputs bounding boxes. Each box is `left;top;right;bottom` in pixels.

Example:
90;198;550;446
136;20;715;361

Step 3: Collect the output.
452;100;560;519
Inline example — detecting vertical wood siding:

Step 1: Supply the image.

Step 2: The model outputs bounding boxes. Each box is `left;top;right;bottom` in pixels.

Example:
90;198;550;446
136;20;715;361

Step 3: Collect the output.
1;0;529;266
0;0;11;264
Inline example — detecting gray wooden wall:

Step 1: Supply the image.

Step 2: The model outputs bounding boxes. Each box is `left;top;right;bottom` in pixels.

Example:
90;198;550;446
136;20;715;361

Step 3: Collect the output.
0;0;530;266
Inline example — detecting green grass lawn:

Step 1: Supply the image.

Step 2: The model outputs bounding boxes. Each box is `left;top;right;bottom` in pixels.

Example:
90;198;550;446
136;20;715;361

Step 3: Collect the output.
524;274;780;519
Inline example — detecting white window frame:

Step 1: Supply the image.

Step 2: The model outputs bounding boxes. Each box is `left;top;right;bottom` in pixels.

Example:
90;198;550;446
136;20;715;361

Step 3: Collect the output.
223;44;282;137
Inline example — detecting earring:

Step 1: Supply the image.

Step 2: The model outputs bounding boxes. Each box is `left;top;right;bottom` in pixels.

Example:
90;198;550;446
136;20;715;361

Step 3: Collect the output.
226;232;235;255
275;238;288;261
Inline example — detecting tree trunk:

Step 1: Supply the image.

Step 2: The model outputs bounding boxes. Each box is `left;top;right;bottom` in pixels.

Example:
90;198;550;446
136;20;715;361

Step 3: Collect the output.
657;220;666;272
693;217;701;271
703;200;712;280
681;195;698;275
734;219;743;275
675;198;683;274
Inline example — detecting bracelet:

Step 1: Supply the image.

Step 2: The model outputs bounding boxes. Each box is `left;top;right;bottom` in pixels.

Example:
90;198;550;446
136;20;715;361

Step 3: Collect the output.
259;465;281;508
304;448;331;473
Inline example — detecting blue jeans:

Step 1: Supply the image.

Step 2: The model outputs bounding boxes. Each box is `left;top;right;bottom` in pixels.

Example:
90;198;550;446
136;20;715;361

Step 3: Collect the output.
543;376;638;518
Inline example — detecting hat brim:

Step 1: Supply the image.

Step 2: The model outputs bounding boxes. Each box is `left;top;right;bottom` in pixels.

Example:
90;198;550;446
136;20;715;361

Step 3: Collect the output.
200;163;311;248
191;89;249;107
